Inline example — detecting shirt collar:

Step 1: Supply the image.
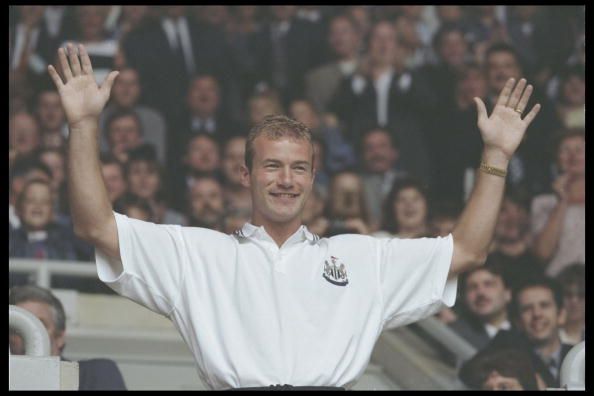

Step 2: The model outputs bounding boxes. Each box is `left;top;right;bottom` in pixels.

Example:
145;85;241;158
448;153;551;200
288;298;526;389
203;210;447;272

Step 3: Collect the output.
238;222;316;243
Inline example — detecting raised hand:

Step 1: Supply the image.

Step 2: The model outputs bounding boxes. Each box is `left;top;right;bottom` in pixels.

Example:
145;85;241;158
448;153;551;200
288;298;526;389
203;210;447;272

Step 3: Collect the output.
474;78;541;160
47;43;119;128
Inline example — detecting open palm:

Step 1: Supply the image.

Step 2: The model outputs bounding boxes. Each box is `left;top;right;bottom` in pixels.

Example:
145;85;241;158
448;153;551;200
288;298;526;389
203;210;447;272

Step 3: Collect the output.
474;78;541;160
48;43;119;127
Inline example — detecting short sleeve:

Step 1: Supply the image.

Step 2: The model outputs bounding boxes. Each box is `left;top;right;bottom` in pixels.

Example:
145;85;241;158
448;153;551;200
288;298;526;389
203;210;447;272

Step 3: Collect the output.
378;234;456;329
95;212;188;316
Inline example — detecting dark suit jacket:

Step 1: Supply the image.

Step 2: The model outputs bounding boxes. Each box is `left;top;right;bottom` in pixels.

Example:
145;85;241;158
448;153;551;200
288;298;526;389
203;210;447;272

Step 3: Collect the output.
449;316;493;351
63;358;127;390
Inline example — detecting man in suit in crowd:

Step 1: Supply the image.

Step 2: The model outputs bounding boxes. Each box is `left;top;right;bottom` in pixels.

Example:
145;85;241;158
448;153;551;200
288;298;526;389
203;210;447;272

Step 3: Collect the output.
9;285;127;390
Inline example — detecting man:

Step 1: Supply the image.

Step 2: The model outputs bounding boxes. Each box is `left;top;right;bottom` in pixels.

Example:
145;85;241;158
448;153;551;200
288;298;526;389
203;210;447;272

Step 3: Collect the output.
186;175;226;230
103;109;145;163
475;277;573;389
220;136;251;213
35;87;68;149
48;43;540;389
9;285;127;390
449;262;514;351
9;111;42;160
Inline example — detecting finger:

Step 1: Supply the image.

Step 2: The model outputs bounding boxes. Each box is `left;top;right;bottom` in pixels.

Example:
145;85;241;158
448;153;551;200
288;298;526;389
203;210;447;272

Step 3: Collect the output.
522;103;541;125
514;84;533;113
495;78;515;107
78;44;94;75
67;43;82;77
47;65;64;90
474;97;488;122
58;47;73;81
507;78;526;109
99;71;120;99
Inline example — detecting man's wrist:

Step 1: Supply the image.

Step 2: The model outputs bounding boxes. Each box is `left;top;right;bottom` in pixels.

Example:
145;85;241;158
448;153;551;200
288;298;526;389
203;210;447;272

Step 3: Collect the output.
481;148;510;169
69;118;99;134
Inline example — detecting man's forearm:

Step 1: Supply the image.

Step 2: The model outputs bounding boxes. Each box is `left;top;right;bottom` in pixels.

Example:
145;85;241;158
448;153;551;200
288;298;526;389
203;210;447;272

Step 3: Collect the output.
532;200;568;261
68;120;114;239
450;149;509;275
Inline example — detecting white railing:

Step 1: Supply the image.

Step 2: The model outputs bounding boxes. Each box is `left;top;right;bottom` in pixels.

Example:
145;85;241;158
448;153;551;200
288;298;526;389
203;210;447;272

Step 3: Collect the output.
9;305;51;356
9;259;98;288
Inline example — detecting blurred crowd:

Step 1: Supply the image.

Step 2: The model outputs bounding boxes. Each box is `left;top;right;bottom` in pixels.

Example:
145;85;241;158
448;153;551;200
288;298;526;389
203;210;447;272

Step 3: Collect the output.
9;6;584;390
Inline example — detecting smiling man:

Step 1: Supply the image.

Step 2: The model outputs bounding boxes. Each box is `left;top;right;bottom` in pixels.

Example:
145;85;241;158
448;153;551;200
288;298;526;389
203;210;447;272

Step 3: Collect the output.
48;43;540;390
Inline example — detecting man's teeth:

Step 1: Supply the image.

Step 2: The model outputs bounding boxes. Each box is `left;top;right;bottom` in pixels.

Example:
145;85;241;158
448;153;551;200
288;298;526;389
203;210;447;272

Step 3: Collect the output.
272;193;297;197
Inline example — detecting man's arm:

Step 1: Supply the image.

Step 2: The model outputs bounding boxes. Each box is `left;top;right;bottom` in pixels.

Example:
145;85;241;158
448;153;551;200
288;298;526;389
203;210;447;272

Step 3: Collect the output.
449;78;541;277
48;44;120;265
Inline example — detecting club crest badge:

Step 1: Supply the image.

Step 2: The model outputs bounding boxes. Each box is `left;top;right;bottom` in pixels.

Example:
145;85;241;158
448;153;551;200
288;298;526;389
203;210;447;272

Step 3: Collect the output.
323;256;349;286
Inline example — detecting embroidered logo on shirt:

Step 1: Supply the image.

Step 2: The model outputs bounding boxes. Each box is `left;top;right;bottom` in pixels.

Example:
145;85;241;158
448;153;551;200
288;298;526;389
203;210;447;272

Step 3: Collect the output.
323;256;349;286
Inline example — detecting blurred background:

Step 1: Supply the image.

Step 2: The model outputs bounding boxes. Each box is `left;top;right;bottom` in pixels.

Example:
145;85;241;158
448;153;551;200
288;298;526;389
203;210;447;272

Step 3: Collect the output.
9;5;585;390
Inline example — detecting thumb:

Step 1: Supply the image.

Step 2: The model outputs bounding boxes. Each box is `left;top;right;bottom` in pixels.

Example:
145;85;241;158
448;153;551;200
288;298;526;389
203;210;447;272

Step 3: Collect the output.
100;71;119;99
474;97;488;123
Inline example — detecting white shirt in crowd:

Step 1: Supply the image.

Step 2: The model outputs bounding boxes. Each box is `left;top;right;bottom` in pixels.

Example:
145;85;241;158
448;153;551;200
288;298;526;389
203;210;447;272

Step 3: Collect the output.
96;212;457;389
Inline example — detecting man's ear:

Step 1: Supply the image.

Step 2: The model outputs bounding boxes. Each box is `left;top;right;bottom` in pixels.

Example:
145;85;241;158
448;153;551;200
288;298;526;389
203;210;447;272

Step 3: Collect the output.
54;330;66;357
239;164;251;188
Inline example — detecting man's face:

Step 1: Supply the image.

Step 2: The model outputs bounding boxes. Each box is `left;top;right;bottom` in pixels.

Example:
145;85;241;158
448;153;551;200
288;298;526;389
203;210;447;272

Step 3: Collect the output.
112;69;141;108
516;286;564;347
464;270;511;321
362;130;397;173
289;101;319;130
562;283;585;323
127;161;160;199
101;163;127;203
37;92;65;132
329;17;360;59
40;152;65;192
189;179;225;226
394;187;427;230
486;51;522;94
10;113;40;156
221;137;246;186
438;31;467;68
77;6;106;40
330;173;363;219
495;198;529;244
13;301;64;356
369;22;399;66
187;77;220;117
241;136;314;227
107;116;142;156
18;183;54;231
185;136;220;173
557;135;585;176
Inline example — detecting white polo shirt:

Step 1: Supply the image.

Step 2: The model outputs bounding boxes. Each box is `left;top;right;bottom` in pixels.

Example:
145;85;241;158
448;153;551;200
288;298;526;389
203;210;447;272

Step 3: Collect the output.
96;212;457;389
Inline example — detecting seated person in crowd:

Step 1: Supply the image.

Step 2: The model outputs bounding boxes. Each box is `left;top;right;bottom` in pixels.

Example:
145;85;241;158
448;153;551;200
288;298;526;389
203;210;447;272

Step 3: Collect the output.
187;175;226;231
375;178;431;239
125;144;186;226
103;108;145;163
531;129;585;277
35;86;68;150
324;170;370;236
100;153;128;205
220;135;251;213
301;186;330;237
488;189;544;291
478;276;573;389
449;261;514;351
114;193;154;222
555;264;585;345
99;67;167;163
10;155;53;230
10;111;42;164
9;285;127;390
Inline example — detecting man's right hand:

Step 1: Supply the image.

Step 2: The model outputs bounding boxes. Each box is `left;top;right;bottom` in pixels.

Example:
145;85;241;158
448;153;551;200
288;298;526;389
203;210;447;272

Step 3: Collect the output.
48;43;119;129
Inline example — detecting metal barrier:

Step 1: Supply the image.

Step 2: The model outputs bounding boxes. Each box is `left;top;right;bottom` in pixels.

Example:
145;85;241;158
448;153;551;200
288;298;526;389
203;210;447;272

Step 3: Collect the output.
9;305;51;357
559;341;585;390
9;258;98;288
416;316;477;363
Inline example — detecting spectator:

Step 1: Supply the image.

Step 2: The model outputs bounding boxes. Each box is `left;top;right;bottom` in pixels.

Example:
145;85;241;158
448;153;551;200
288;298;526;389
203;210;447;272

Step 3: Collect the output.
505;6;544;77
114;193;154;222
35;87;68;149
9;155;52;230
325;171;370;236
464;6;508;64
100;153;128;205
310;136;331;199
187;176;226;231
9;179;77;262
483;42;562;196
434;6;465;27
430;201;461;238
531;130;585;277
180;133;223;192
38;147;69;223
10;111;42;162
359;128;407;231
220;136;251;213
344;6;372;45
392;12;430;69
305;13;362;113
488;189;544;291
103;109;144;163
556;264;585;346
301;186;329;237
448;262;513;351
99;67;167;163
112;5;150;41
125;145;186;226
248;90;285;127
553;64;585;130
289;98;356;174
459;347;542;390
377;178;431;239
9;285;127;390
222;206;252;235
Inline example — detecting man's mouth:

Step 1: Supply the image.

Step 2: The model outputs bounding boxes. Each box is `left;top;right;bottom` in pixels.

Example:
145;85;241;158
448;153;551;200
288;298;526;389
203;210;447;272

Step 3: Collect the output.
270;193;299;198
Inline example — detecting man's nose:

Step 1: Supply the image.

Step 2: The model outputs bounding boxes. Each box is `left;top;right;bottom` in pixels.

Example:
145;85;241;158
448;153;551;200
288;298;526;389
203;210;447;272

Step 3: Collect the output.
277;167;294;188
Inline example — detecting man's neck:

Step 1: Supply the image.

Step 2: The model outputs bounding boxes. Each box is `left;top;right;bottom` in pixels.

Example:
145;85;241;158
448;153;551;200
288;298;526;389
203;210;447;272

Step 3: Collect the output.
485;310;508;328
251;216;302;247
